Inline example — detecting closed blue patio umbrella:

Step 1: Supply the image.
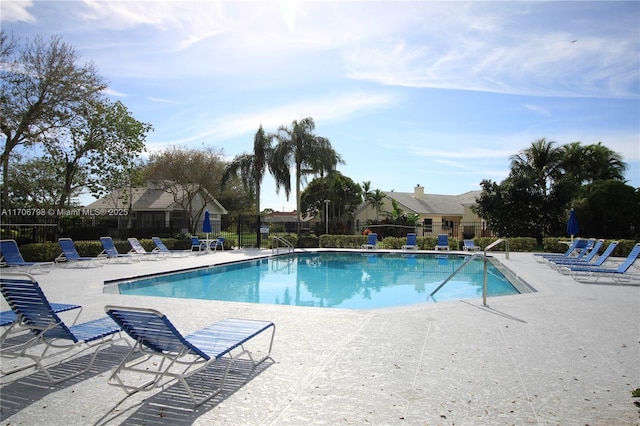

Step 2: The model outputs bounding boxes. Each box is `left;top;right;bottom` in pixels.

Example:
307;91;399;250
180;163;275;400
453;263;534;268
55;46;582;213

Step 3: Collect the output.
566;208;579;242
202;210;212;239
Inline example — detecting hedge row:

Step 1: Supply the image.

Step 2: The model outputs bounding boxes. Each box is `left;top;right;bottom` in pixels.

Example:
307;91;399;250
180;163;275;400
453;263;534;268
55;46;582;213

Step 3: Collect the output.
9;236;639;262
17;237;232;262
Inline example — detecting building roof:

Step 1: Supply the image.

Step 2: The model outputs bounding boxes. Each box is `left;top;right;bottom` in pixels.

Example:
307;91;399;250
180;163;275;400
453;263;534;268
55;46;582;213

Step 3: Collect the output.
357;187;482;216
86;183;227;213
264;211;317;223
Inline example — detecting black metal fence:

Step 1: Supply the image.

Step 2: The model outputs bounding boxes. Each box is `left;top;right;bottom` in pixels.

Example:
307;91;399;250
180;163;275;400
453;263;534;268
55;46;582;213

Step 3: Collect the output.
1;214;498;248
355;222;496;239
0;214;264;247
13;215;634;246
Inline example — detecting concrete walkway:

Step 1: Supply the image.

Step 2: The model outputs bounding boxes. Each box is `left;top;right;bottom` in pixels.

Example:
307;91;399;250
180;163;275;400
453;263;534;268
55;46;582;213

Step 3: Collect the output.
1;249;638;425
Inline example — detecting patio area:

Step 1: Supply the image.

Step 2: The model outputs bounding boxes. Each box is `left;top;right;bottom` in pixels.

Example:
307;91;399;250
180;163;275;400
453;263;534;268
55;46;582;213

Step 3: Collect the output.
1;249;639;425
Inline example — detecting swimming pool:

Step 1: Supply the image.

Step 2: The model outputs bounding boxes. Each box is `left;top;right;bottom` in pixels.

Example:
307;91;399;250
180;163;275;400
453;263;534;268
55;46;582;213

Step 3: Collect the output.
106;252;531;309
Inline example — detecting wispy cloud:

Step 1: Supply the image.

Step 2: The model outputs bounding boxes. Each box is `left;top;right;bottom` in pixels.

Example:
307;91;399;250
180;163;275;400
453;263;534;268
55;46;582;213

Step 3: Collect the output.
103;87;127;98
0;0;35;23
343;4;639;99
523;104;551;117
433;159;469;169
151;91;397;146
3;0;637;197
409;146;515;160
147;97;173;103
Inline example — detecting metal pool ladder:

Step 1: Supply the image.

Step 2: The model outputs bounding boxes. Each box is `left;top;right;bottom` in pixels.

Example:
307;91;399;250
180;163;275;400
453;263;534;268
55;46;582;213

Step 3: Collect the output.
271;236;294;254
429;238;510;306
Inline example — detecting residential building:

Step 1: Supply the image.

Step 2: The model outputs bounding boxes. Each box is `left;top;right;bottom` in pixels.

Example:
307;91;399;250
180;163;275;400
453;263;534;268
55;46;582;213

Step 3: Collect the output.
86;181;227;235
354;184;487;238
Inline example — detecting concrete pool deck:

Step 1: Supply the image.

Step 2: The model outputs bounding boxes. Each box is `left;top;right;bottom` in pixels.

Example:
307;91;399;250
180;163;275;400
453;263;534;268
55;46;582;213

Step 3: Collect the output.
0;249;638;425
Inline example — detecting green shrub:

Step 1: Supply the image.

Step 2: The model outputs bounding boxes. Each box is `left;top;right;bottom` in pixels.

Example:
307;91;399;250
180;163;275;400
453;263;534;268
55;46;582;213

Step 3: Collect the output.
473;237;536;252
269;223;285;233
297;235;319;248
319;235;370;248
112;240;131;254
609;239;638;257
20;242;61;262
381;236;403;249
11;236;638;263
70;240;104;256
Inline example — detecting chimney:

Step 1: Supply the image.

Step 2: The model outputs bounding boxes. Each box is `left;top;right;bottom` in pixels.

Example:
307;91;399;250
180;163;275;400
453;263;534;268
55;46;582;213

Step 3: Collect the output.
414;184;424;199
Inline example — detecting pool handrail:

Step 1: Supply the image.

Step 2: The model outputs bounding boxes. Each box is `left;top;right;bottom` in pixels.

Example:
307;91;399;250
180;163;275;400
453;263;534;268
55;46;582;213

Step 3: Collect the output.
272;236;294;254
430;238;509;306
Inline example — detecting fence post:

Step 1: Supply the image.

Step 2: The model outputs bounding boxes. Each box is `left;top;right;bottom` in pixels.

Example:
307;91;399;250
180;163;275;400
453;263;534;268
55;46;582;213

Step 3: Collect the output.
256;214;261;248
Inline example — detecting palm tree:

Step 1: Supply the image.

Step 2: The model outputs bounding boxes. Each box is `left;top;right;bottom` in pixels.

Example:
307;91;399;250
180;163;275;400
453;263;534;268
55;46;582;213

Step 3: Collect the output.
560;141;627;185
221;125;274;217
272;117;344;234
367;189;386;223
582;142;627;182
509;138;563;196
361;181;372;222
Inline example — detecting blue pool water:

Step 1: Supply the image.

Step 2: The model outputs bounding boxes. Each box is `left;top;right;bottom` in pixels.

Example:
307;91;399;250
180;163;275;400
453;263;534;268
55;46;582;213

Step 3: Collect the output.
108;252;525;309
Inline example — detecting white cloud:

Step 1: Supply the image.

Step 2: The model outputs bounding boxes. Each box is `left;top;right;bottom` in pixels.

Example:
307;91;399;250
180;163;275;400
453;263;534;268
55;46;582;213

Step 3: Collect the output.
343;3;639;99
0;0;35;23
103;87;127;98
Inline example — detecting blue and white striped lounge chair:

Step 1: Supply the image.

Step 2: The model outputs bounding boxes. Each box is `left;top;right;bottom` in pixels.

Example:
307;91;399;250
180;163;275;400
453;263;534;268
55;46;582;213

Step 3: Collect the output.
401;233;418;250
1;304;80;329
0;239;54;274
55;238;106;268
0;273;123;383
100;237;138;263
361;233;377;249
545;239;602;264
435;234;449;251
463;239;481;252
152;236;191;257
546;240;609;268
561;243;640;284
1;302;82;355
534;238;593;263
127;237;163;260
104;305;276;407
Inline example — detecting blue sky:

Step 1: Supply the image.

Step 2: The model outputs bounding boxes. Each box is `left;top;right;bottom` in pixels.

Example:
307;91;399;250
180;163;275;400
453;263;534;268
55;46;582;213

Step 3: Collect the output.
2;1;639;211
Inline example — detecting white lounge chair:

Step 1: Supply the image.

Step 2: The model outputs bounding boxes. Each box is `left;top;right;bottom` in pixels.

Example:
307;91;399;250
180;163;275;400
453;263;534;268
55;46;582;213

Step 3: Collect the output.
127;237;163;260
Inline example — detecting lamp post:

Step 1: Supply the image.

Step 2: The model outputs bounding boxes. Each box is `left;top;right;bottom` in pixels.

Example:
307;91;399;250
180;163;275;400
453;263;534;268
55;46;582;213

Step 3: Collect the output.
324;199;330;234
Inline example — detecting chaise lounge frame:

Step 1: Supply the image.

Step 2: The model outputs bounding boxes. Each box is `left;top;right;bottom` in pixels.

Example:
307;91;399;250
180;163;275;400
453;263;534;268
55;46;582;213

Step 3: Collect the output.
0;239;54;274
0;273;123;383
104;305;276;407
